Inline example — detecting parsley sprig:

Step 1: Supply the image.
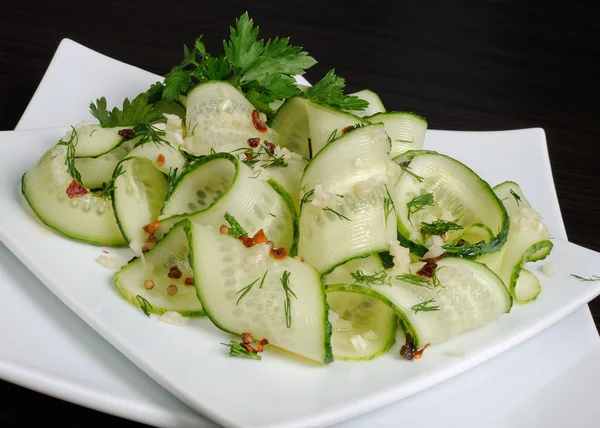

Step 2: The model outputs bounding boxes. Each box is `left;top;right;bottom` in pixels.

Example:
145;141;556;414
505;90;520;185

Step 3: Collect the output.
89;93;162;128
303;69;369;111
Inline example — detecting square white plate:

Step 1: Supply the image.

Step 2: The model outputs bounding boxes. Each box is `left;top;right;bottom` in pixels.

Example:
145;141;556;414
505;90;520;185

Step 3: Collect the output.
2;39;599;428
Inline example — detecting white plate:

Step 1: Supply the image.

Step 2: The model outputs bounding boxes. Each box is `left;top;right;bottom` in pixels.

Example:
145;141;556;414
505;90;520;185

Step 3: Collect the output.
1;39;599;428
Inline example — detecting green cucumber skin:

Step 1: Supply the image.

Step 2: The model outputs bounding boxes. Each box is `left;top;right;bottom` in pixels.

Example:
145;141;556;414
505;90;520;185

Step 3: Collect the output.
393;150;510;260
267;178;300;257
21;173;126;247
320;248;391;277
324;283;421;347
510;240;553;303
366;111;428;126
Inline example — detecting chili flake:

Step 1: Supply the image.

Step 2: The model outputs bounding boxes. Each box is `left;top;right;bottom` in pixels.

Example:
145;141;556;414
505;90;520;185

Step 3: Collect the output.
247;137;260;148
399;332;430;360
168;265;183;279
251;229;269;246
118;128;136;140
241;332;254;344
251;109;268;133
143;219;159;234
263;141;276;154
66;180;88;199
417;253;444;279
156;154;166;167
257;338;269;353
270;247;288;260
184;277;194;286
240;342;257;354
341;125;354;135
146;233;157;244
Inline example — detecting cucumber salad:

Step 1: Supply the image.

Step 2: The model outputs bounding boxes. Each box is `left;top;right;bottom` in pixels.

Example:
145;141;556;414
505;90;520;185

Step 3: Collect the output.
22;13;553;364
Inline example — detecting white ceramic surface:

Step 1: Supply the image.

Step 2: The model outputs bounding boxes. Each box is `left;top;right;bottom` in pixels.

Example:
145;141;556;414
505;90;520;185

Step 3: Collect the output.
0;39;598;428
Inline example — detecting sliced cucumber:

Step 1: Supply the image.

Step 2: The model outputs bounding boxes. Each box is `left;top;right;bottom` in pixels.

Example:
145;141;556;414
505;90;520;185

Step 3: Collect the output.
114;220;203;316
271;97;363;159
348;89;386;117
485;181;552;303
127;142;186;175
255;155;307;211
22;144;125;245
75;139;136;189
184;82;279;155
367;112;427;158
299;124;397;274
187;223;332;364
392;150;509;259
67;124;128;158
112;157;168;253
159;153;297;254
323;256;397;360
327;258;512;347
514;268;541;303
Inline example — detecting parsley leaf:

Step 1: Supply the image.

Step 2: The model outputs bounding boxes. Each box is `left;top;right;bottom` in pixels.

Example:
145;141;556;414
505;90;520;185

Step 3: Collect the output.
304;69;369;111
89;93;162;128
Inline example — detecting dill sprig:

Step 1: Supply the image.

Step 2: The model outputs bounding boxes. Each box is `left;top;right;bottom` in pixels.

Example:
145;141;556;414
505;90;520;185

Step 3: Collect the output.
165;167;179;201
350;269;391;287
281;270;297;328
221;341;261;360
510;189;522;207
236;277;260;305
300;188;315;209
326;129;337;143
406;192;436;224
57;127;83;184
383;185;395;227
396;273;434;290
420;220;463;239
400;164;424;183
136;295;153;317
258;270;269;289
571;274;600;282
224;212;248;237
410;298;440;314
132;124;170;148
323;206;351;221
99;164;124;199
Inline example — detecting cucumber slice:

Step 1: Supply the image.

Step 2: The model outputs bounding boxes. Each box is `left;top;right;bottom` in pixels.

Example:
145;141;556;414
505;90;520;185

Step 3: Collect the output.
22;144;125;246
323;256;397;360
67;124;128;158
75;139;136;189
127;142;186;175
348;89;386;117
392;150;509;259
255;155;307;211
159;153;297;254
185;82;279;155
327;257;512;347
299;124;398;274
367;112;427;158
271;97;363;159
482;181;553;303
114;220;203;316
111;157;168;252
187;223;332;364
514;268;541;303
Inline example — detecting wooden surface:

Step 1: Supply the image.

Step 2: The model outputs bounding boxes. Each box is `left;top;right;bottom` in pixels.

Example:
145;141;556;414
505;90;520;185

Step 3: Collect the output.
0;0;598;425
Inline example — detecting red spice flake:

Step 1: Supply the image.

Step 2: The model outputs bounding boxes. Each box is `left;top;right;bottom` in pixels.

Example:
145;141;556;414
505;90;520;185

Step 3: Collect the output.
118;128;136;140
267;240;275;249
341;125;354;135
251;229;269;246
257;338;269;353
66;180;88;199
167;265;183;279
270;247;288;260
146;233;157;244
241;332;254;344
141;245;150;253
263;141;275;154
184;277;194;286
247;137;260;148
244;152;254;160
156;154;166;167
399;332;430;361
240;342;258;354
416;253;445;279
219;225;230;235
251;109;268;133
143;219;159;234
240;235;253;248
102;250;109;254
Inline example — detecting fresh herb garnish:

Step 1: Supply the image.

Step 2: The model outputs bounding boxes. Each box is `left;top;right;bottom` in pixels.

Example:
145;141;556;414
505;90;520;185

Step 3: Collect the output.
300;188;315;209
236;277;260;305
303;69;369;111
224;212;248;238
57;127;83;185
89;93;162;128
99;164;124;199
281;270;297;328
221;340;261;360
383;185;395;227
410;298;440;314
326;129;338;143
350;269;391;287
165;167;179;201
258;270;268;289
406;192;436;224
396;273;435;290
420;220;463;239
400;164;424;183
509;189;522;207
323;206;351;221
136;295;153;317
132;124;170;148
571;274;600;282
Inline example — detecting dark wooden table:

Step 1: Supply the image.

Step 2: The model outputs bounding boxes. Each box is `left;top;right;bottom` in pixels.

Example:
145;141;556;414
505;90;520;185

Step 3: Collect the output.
1;0;598;426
